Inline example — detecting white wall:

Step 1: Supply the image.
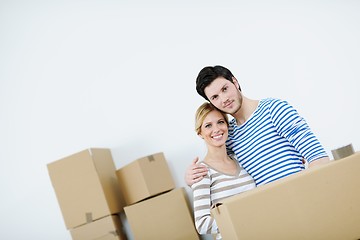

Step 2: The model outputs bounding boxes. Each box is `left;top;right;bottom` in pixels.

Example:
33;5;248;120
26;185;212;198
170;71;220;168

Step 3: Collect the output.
1;1;359;239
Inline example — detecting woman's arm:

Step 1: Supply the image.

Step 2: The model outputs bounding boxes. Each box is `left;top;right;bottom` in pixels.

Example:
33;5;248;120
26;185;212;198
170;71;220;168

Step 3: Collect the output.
191;171;219;235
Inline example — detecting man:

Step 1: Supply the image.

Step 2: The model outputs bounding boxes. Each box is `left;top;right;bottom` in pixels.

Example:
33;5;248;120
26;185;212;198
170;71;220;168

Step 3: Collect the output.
185;65;329;186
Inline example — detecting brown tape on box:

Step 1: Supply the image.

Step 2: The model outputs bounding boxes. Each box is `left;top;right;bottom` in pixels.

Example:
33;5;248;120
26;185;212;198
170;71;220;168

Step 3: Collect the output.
331;143;355;160
86;212;93;223
148;155;155;162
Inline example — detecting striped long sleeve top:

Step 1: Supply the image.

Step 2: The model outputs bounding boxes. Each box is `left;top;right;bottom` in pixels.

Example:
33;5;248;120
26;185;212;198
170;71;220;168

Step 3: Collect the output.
191;159;255;236
226;98;328;186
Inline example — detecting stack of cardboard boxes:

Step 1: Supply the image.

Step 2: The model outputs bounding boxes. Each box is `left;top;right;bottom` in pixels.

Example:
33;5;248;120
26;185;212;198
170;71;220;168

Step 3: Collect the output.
48;149;199;240
47;148;127;240
48;148;360;239
115;152;199;240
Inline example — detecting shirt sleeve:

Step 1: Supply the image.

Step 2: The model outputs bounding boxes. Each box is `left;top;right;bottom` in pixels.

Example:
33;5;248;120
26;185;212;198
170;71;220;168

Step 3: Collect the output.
268;99;328;163
191;170;219;235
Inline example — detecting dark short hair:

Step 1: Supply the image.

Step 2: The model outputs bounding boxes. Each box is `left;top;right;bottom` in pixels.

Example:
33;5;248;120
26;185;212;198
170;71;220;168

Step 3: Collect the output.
196;65;241;100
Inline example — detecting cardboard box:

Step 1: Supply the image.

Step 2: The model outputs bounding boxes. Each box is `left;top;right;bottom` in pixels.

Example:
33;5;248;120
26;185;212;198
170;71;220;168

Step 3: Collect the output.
47;148;125;229
115;152;175;205
211;152;360;240
124;188;199;240
70;214;127;240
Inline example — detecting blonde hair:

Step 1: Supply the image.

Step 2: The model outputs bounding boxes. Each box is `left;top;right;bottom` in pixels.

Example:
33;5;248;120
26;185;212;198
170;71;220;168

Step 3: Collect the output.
195;102;229;135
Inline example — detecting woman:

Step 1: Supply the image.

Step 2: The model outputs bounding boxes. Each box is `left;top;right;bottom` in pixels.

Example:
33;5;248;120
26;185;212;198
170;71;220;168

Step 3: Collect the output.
192;102;256;239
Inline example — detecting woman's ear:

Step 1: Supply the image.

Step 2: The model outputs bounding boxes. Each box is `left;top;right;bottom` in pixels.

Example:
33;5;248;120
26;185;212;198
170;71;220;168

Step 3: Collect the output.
198;133;204;139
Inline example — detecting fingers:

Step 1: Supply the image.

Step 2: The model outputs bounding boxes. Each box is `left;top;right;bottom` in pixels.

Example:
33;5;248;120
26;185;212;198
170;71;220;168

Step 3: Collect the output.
191;156;199;165
190;166;208;184
192;166;208;174
191;171;206;184
185;157;207;186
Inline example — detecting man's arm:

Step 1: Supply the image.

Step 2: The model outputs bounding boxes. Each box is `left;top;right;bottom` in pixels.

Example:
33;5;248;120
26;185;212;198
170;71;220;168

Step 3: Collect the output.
184;157;208;186
269;99;329;163
308;156;330;168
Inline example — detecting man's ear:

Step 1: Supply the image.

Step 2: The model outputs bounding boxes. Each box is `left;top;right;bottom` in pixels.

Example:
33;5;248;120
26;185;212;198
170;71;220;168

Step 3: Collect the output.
232;77;241;91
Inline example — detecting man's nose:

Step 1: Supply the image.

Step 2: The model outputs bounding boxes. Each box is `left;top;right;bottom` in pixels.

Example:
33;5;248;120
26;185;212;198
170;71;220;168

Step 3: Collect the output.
220;94;229;104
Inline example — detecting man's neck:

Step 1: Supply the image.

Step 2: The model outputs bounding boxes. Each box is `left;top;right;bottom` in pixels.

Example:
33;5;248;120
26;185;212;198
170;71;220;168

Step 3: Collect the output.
232;96;259;125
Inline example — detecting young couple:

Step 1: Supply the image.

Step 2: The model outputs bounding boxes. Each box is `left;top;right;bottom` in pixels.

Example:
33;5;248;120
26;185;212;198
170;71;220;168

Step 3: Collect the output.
188;65;329;239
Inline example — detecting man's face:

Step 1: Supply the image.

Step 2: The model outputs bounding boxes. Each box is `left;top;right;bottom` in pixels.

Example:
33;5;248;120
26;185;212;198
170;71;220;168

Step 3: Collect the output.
204;77;242;115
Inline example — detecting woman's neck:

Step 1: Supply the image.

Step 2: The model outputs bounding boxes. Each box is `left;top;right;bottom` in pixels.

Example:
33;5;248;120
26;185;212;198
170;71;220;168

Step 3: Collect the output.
204;145;229;164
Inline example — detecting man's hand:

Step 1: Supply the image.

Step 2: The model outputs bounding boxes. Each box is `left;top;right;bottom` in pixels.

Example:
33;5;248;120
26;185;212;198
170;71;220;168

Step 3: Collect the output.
184;157;208;186
308;157;330;168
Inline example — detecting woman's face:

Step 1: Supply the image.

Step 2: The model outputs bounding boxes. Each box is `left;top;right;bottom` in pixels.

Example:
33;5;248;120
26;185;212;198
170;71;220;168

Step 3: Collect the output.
199;110;228;147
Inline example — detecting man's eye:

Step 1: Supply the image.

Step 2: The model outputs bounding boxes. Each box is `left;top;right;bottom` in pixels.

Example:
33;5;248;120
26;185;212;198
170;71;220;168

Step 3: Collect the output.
211;96;218;101
223;86;228;92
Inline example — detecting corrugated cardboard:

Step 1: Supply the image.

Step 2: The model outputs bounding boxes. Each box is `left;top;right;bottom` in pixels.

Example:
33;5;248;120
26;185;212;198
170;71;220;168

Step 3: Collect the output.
211;152;360;240
70;214;127;240
47;148;125;229
124;188;199;240
115;152;175;205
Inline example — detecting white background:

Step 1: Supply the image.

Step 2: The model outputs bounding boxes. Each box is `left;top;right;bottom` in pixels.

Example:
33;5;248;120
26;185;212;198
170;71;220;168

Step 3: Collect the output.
1;1;359;239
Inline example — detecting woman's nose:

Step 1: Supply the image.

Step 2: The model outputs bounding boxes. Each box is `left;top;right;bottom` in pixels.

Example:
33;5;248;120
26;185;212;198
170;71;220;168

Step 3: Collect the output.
213;127;221;134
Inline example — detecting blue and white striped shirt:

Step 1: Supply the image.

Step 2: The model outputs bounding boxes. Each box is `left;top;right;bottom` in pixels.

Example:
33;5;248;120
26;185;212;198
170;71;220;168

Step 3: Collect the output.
226;98;328;185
